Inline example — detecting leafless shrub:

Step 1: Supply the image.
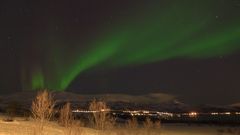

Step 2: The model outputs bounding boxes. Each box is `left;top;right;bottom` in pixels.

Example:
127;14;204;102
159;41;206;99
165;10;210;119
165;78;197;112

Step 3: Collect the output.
117;117;140;135
126;117;138;129
154;120;161;129
143;117;154;129
89;99;115;130
142;117;162;135
31;90;55;121
31;90;55;135
63;121;84;135
58;102;84;135
106;115;116;130
59;102;73;127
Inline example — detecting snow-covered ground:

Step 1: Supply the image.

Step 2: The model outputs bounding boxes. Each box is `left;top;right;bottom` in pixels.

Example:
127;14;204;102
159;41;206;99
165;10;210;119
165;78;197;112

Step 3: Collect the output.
0;115;238;135
160;124;239;135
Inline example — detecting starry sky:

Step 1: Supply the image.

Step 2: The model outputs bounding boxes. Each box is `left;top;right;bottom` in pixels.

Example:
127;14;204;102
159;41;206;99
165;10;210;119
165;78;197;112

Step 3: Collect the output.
0;0;240;105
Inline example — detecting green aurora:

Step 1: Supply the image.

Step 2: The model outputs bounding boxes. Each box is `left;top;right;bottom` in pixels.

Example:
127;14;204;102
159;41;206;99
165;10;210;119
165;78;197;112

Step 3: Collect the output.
21;1;240;91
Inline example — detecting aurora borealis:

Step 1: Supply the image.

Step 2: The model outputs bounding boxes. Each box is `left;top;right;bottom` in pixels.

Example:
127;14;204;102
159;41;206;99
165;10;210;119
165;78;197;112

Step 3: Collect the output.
0;0;240;104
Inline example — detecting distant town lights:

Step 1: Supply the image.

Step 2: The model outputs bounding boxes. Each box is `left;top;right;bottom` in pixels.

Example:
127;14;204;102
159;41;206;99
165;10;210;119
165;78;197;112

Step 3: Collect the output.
189;112;198;117
72;110;240;118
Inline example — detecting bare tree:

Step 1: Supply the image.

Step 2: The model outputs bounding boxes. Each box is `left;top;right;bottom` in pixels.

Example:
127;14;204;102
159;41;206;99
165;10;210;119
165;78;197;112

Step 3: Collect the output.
154;120;161;129
32;90;55;121
59;102;73;127
59;102;84;135
126;117;138;129
143;117;153;129
89;99;114;130
31;90;55;134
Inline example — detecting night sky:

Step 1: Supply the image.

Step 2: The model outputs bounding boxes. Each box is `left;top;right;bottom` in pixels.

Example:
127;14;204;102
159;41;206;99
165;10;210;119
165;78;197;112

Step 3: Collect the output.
0;0;240;105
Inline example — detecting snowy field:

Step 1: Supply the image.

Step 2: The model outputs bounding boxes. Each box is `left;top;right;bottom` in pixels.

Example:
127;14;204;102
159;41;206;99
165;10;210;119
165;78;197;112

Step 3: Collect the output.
0;116;239;135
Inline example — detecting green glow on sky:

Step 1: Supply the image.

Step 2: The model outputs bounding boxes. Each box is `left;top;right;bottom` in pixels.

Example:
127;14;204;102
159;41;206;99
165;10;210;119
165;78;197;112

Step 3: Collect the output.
22;1;240;91
59;36;127;90
31;68;45;90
